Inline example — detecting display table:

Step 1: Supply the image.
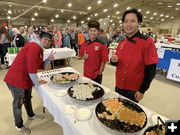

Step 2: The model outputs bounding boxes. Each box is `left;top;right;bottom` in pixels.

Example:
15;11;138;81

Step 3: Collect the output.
36;67;168;135
155;43;180;51
6;48;76;66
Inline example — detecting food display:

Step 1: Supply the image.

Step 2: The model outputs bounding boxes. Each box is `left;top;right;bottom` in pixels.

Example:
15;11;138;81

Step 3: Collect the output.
144;125;165;135
50;72;79;84
67;83;104;101
95;98;147;133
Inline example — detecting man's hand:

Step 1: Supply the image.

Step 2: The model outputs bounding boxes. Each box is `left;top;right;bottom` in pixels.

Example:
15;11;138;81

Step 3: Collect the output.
135;91;144;101
111;55;118;63
83;51;88;60
48;50;56;61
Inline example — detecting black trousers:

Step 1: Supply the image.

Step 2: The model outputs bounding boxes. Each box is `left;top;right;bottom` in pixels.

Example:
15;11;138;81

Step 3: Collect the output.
92;74;103;84
115;87;138;103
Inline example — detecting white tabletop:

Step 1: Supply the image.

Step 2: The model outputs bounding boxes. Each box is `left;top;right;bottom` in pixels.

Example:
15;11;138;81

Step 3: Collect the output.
6;48;76;66
36;67;168;135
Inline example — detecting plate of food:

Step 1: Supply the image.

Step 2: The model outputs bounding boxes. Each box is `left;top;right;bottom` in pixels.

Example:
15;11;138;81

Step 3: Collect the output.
50;72;79;84
144;124;165;135
67;83;104;101
95;98;147;133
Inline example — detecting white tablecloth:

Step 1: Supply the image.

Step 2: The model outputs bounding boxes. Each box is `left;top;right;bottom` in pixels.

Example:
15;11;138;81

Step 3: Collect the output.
155;43;180;49
36;67;168;135
6;48;76;66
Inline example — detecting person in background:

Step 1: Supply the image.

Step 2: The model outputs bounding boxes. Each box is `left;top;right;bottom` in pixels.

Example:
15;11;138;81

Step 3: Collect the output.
12;28;25;47
62;28;71;48
0;26;12;67
79;21;109;84
19;26;27;42
111;8;158;102
53;26;62;48
4;32;55;135
27;26;37;42
69;27;78;55
98;29;109;46
77;29;85;49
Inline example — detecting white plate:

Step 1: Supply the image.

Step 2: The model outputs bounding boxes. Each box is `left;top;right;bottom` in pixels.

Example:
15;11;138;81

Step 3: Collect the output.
75;108;91;121
64;104;78;115
55;90;67;97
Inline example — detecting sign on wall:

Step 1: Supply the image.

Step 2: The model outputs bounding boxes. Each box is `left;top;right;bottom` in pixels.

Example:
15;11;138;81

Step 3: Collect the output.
167;59;180;82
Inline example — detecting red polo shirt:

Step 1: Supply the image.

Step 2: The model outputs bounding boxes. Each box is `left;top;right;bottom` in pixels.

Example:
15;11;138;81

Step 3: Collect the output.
79;40;109;79
115;32;158;91
4;42;44;89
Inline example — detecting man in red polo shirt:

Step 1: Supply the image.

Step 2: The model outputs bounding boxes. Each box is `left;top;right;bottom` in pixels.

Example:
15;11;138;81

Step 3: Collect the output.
79;20;109;84
4;32;55;135
111;8;158;102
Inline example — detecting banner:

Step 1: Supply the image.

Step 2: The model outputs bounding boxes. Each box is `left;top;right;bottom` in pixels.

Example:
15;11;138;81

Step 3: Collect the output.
167;59;180;82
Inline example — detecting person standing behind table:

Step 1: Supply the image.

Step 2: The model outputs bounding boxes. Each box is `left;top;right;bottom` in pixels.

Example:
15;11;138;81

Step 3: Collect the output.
111;8;158;102
53;26;62;48
12;28;25;47
4;33;55;135
79;21;109;84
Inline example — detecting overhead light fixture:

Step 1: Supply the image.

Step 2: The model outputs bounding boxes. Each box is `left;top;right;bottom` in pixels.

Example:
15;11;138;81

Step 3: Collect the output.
87;6;92;10
103;9;108;12
150;17;153;20
7;16;11;19
170;16;174;19
138;9;141;12
97;0;102;4
8;10;12;14
34;12;38;16
175;8;179;10
31;18;35;21
176;3;180;5
165;15;169;18
144;16;147;18
153;13;157;16
73;16;76;20
42;0;47;3
81;21;84;24
51;19;54;22
146;11;150;14
161;19;165;21
112;23;115;26
168;5;172;8
160;14;164;17
68;3;72;7
94;13;98;16
67;20;70;23
116;11;120;14
157;2;163;4
126;7;131;10
108;15;110;18
87;17;90;20
55;14;59;18
99;19;102;21
110;19;113;22
113;4;118;8
61;10;64;13
119;21;122;23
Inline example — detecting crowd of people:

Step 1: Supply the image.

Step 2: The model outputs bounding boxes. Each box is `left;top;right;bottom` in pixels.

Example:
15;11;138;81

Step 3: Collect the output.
1;8;158;135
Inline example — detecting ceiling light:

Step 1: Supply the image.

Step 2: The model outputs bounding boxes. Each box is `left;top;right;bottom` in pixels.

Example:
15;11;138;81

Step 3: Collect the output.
113;4;118;8
61;10;64;13
97;0;102;4
81;21;84;24
165;15;169;18
9;4;12;7
103;22;106;25
68;3;72;7
67;20;70;23
73;16;76;20
55;14;59;18
153;13;157;16
99;19;102;21
7;16;11;19
87;6;92;10
87;17;90;20
103;9;108;12
112;23;115;26
157;2;163;4
150;17;153;20
31;18;35;21
51;19;54;22
175;8;179;10
138;9;141;12
161;19;165;21
176;3;180;5
116;11;120;14
34;12;38;16
170;17;174;19
146;11;150;14
160;14;164;17
94;13;98;16
119;21;122;23
110;19;113;22
168;5;172;8
42;0;47;3
108;15;110;18
8;10;12;14
126;7;131;10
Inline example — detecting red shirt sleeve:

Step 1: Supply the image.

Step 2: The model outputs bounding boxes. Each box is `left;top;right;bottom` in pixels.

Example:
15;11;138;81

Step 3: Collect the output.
26;45;43;73
79;43;86;57
144;38;158;65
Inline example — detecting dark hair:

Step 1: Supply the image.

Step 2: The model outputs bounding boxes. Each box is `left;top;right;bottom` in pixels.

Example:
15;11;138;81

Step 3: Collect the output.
122;8;143;24
88;20;100;30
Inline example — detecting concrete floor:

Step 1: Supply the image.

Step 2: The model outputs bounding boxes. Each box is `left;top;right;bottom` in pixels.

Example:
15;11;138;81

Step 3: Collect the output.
0;57;180;135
